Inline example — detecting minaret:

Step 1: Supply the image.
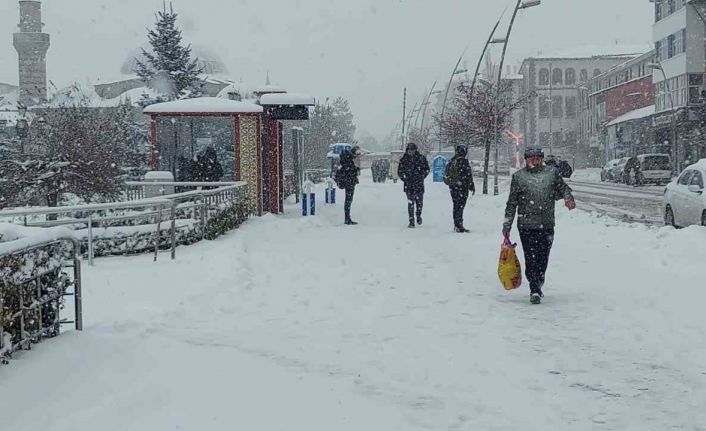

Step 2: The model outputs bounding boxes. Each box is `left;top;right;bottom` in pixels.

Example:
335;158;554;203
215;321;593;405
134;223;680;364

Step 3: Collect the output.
13;0;50;106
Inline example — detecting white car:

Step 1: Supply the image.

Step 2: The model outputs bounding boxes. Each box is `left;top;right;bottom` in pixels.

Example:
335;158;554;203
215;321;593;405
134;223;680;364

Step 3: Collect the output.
664;160;706;227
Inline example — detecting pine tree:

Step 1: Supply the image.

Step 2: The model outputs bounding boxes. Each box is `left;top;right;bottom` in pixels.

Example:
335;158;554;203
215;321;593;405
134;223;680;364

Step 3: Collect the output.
331;97;356;143
135;3;204;100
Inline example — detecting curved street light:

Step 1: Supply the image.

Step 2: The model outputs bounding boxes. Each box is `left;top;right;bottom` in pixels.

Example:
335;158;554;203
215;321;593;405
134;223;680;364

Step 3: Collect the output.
439;47;468;151
488;0;542;195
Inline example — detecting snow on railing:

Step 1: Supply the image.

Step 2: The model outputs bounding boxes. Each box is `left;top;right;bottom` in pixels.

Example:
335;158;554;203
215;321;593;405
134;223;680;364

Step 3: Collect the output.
0;236;83;365
0;183;251;266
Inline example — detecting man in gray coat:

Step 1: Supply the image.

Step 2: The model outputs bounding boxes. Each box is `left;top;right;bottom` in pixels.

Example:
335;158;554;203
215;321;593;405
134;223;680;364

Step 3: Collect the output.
503;147;576;304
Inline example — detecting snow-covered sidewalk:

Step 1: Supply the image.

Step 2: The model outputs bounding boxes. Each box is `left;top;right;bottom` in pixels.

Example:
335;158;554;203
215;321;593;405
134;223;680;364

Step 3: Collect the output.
1;173;705;430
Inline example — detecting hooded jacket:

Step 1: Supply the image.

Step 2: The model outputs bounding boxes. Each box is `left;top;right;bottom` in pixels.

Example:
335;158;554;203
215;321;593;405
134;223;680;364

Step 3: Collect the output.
398;145;430;193
335;150;360;189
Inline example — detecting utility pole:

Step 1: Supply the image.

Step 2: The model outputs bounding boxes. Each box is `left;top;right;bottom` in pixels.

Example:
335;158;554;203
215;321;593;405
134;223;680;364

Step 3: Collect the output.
549;61;553;155
401;88;407;149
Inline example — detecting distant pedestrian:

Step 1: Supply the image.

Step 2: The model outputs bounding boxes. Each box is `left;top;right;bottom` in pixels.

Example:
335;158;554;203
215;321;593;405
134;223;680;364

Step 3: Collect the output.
444;145;476;232
334;146;362;225
398;143;430;228
503;147;576;305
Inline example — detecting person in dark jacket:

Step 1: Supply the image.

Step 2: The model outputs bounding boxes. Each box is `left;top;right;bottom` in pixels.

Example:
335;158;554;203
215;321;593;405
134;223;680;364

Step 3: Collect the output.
335;146;361;225
195;147;224;183
444;145;476;232
503;147;576;304
398;143;430;228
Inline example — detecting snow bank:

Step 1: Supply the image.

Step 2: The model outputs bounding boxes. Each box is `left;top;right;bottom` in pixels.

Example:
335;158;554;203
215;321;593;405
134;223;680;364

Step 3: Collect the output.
571;168;603;183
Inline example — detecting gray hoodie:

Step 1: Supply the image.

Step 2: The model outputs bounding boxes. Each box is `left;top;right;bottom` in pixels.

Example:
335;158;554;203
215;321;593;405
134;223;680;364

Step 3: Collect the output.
504;165;574;231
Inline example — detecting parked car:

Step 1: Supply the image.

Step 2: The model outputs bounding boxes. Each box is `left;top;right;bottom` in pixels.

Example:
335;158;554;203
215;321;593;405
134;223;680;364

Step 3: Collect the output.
636;154;672;185
601;159;620;182
609;157;630;183
664;159;706;227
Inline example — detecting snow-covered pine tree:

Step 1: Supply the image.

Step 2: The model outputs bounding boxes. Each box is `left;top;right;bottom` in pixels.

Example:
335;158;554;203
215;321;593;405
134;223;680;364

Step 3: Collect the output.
135;3;204;100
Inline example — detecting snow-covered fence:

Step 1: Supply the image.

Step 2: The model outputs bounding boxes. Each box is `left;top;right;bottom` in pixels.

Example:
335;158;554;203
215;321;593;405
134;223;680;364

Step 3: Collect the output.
124;181;242;201
0;183;251;264
0;236;83;364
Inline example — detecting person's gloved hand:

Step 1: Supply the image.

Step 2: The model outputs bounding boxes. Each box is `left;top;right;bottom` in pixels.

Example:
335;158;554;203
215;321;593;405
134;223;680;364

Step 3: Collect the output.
502;228;511;240
470;186;476;196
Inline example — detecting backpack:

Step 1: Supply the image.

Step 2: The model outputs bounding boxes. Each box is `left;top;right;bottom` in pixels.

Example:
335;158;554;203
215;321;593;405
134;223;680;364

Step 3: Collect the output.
444;158;460;186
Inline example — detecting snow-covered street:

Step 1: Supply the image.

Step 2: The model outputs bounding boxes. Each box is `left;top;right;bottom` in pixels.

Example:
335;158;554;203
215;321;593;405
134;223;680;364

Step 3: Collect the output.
2;173;706;430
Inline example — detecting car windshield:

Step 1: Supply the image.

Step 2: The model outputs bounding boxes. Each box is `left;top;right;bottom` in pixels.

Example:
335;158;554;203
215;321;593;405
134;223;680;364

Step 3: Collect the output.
643;156;670;171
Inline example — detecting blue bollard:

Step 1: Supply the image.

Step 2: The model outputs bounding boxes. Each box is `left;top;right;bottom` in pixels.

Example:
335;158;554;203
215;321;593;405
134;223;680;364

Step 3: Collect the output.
310;193;316;215
325;188;330;204
302;193;308;216
330;188;336;204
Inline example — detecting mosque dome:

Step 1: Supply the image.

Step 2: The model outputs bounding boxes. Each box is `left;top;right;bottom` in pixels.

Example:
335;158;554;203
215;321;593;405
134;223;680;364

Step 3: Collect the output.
120;45;229;76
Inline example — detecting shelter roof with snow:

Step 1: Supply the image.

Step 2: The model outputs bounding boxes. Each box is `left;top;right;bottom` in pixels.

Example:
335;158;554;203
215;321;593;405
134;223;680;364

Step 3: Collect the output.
143;97;263;115
259;93;315;106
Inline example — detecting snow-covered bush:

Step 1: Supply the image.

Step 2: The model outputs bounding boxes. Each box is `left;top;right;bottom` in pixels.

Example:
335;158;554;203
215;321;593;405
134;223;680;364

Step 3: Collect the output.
1;239;76;362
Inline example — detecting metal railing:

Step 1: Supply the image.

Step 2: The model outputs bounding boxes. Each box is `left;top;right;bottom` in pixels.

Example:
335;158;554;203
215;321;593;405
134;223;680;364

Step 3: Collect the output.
0;236;82;364
0;182;250;266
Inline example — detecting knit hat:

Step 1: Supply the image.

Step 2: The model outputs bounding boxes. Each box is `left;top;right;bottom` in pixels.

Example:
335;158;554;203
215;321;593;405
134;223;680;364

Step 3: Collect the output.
524;147;545;159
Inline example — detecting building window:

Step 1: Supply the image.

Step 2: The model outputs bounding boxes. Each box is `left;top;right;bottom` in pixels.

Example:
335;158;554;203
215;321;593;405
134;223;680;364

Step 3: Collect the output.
539;98;550;118
552;96;563;118
552;132;563;147
688;74;703;104
593;68;602;78
580;69;588;82
539;132;550;146
538;68;550;86
565;68;576;86
552;68;563;86
566;131;577;146
566;96;577;119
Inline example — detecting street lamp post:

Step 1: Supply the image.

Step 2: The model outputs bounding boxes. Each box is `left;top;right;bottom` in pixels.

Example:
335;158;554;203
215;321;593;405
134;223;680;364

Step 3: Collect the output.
440;47;468;151
648;62;679;173
469;15;506;101
491;0;542;196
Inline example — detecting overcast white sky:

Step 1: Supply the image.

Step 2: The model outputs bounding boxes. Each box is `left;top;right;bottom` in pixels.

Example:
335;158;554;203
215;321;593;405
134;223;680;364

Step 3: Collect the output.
0;0;653;140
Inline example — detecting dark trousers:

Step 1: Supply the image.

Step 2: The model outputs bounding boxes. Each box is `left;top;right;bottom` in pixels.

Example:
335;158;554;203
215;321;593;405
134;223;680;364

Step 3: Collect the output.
450;188;469;228
406;191;424;222
519;229;555;294
344;187;355;221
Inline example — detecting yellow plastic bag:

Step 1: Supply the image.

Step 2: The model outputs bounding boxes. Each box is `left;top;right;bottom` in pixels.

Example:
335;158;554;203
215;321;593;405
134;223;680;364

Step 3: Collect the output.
498;238;522;290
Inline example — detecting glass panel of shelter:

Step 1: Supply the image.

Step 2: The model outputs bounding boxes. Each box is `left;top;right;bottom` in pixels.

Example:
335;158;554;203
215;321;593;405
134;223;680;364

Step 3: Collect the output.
155;116;236;181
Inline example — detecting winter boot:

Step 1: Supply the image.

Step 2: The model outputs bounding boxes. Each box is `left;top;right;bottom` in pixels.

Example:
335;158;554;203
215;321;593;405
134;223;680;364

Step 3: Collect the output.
455;226;470;233
408;222;415;229
416;215;423;226
345;219;358;226
530;292;542;305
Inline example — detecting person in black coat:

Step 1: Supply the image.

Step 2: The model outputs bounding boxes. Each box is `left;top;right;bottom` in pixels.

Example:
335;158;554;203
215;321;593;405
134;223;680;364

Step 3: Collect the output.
444;145;476;233
398;142;430;228
195;147;224;183
335;146;361;225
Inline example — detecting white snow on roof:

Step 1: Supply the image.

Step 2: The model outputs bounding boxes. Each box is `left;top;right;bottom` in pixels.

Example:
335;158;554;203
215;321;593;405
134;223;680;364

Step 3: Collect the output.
527;44;652;60
606;105;655;127
144;97;263;114
259;93;315;106
253;84;287;94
